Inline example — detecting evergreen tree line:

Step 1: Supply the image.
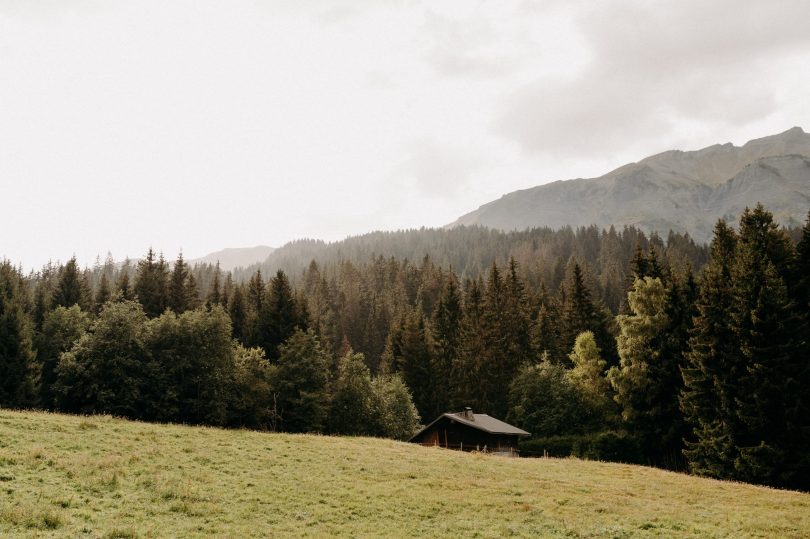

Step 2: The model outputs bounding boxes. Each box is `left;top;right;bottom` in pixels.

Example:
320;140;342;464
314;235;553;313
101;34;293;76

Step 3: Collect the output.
1;206;808;490
235;224;710;313
511;205;809;491
0;251;420;439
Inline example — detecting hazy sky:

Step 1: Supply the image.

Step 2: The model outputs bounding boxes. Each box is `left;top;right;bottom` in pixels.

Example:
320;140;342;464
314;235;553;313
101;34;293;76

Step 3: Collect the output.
2;0;810;269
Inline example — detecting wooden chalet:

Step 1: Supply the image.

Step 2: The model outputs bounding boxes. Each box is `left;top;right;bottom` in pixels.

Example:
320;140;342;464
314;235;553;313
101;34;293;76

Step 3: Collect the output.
409;408;530;457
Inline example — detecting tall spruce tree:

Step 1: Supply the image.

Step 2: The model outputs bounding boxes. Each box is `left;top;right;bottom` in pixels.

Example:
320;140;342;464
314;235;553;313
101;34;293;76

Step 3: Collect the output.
680;220;739;480
794;210;810;311
185;273;200;310
52;257;90;310
206;264;222;307
259;270;304;360
117;271;133;301
561;262;617;366
134;249;169;318
728;205;808;488
531;283;564;364
480;258;535;417
480;261;511;417
504;258;533;364
609;276;683;467
244;270;265;347
430;272;462;416
168;253;190;313
94;272;112;313
228;284;248;343
455;278;487;412
390;309;432;421
274;329;331;432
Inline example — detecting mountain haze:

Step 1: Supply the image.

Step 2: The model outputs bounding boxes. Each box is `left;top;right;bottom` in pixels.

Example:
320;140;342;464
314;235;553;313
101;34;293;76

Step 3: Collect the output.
450;127;810;242
188;245;275;271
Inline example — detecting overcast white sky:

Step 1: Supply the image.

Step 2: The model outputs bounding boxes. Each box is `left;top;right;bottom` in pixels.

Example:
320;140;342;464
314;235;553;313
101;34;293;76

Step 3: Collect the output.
2;0;810;270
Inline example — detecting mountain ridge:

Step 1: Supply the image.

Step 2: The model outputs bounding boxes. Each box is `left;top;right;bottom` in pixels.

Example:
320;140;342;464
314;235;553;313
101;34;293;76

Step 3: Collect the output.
188;245;275;271
450;127;810;242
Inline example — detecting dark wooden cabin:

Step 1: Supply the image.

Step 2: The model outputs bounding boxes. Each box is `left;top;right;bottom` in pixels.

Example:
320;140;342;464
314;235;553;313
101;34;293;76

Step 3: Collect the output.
409;408;530;456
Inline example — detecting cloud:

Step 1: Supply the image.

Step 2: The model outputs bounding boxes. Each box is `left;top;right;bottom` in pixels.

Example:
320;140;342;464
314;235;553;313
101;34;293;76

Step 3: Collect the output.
395;139;483;198
0;0;103;19
421;9;515;79
495;0;810;156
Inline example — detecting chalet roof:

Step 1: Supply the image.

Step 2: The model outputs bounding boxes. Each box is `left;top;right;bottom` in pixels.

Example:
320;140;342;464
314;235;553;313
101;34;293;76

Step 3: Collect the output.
409;410;530;442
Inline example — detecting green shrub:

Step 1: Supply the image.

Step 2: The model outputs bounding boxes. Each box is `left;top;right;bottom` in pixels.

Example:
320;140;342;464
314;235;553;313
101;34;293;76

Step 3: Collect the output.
573;431;642;464
520;431;642;463
519;435;581;457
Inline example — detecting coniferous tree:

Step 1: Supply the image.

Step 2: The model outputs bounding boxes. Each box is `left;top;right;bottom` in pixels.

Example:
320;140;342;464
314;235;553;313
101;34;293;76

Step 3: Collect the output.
455;278;487;411
567;331;615;426
430;272;462;415
207;264;222;307
145;305;235;425
629;242;649;279
645;245;666;281
681;220;739;480
32;282;49;331
609;276;683;467
134;248;169;318
52;257;90;310
221;272;233;308
504;258;533;363
230;344;277;430
390;309;432;421
479;262;511;417
117;271;133;301
477;258;534;417
228;284;248;343
793;210;810;311
727;206;808;488
274;329;331;432
561;262;617;366
244;270;265;347
184;273;201;310
532;303;563;363
530;282;564;363
0;262;37;407
94;272;112;313
658;269;697;453
168;253;190;313
36;305;90;408
327;349;376;435
259;270;304;360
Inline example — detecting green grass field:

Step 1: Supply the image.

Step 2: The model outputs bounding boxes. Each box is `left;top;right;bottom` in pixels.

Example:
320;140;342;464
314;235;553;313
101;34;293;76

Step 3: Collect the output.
0;409;808;538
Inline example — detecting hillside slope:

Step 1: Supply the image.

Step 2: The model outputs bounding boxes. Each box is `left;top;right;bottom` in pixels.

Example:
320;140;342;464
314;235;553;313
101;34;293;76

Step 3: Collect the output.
1;410;808;538
451;127;810;243
188;245;275;271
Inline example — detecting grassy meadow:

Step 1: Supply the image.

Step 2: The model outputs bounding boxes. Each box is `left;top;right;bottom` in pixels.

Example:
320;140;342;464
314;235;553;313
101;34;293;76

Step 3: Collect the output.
0;409;808;538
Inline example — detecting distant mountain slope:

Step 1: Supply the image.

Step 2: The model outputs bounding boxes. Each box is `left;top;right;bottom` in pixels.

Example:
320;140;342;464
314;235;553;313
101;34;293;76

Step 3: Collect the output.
450;127;810;243
189;245;275;271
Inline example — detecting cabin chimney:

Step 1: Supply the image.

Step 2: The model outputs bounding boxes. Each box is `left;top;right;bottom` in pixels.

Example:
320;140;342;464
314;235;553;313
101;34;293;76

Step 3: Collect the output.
463;407;474;420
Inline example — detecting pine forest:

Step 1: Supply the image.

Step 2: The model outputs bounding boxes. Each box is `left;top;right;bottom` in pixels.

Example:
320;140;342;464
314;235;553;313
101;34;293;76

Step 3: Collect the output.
1;204;809;491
